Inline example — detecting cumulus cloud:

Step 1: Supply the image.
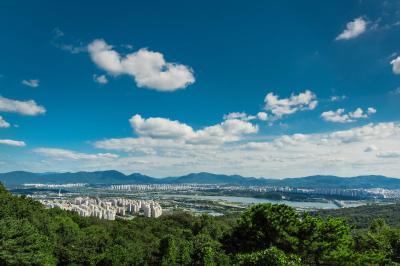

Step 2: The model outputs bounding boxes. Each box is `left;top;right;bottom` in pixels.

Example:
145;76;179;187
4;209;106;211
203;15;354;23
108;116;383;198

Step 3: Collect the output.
0;116;10;128
321;107;376;123
367;107;377;114
93;74;108;84
336;17;367;40
0;139;26;147
274;134;308;147
22;79;39;88
390;56;400;74
89;121;400;178
223;112;256;121
130;114;194;139
129;114;258;144
0;96;46;116
257;112;268;121
264;90;317;119
321;109;349;123
329;122;399;143
34;148;118;160
223;111;269;122
65;121;398;177
193;119;259;144
88;39;195;91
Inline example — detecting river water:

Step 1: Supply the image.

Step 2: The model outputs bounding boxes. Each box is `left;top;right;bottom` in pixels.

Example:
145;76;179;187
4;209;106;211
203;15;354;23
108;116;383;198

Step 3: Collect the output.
159;194;339;209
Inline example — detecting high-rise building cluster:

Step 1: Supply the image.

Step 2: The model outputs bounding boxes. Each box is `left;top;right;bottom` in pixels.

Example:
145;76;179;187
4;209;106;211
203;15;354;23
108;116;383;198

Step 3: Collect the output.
40;197;162;220
110;184;213;191
23;183;87;188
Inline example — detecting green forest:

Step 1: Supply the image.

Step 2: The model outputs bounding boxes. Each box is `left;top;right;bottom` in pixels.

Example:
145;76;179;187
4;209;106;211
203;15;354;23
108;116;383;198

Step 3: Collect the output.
317;203;400;229
1;184;400;266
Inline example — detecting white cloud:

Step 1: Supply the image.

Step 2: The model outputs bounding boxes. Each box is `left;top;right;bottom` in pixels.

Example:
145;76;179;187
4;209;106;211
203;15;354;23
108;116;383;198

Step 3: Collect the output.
223;111;269;122
22;79;40;88
223;112;256;121
264;90;317;119
0;96;46;116
7;120;384;177
94;137;185;153
130;114;194;139
367;107;377;114
257;112;268;121
178;119;258;144
321;107;376;123
274;134;308;147
129;114;258;144
0;139;26;147
34;148;118;160
93;74;108;84
88;39;195;91
90;122;400;178
0;116;10;128
241;141;272;151
390;56;400;74
349;108;368;118
321;109;350;123
336;17;367;40
329;122;399;143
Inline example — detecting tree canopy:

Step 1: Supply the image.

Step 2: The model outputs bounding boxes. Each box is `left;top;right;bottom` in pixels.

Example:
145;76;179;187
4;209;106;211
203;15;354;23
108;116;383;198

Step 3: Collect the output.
1;183;400;265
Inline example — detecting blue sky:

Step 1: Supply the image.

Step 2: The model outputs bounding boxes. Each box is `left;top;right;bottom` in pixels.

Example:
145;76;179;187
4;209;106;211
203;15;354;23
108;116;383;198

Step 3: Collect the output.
0;0;400;178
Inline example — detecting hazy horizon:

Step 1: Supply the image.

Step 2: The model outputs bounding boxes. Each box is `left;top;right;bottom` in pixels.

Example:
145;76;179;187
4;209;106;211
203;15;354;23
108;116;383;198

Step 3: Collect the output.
1;169;398;180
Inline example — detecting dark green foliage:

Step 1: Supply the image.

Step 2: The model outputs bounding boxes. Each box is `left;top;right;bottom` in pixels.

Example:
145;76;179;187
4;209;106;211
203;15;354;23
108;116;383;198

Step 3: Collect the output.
234;247;302;266
1;182;400;265
296;215;355;265
223;204;300;253
0;217;55;265
223;204;359;265
318;203;400;228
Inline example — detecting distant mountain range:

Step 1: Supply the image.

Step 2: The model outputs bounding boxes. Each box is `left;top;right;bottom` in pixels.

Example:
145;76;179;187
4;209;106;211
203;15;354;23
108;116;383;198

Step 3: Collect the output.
0;170;399;189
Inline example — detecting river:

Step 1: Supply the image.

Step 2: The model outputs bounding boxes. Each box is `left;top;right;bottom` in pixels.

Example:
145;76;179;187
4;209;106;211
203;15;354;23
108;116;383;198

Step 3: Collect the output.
158;194;339;209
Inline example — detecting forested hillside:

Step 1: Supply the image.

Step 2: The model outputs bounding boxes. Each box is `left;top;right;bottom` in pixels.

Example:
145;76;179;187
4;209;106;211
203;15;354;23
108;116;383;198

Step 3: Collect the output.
318;203;400;229
1;183;400;265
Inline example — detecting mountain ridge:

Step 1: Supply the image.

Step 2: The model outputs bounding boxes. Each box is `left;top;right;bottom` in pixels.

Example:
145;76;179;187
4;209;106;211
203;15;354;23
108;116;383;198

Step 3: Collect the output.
0;171;399;189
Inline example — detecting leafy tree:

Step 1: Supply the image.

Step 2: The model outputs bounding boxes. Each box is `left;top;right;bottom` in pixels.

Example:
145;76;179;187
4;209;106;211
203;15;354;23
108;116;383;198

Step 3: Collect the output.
353;218;400;265
0;217;56;265
223;204;300;253
2;183;400;265
234;247;302;266
47;215;81;265
192;233;230;266
297;214;354;265
159;235;179;266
